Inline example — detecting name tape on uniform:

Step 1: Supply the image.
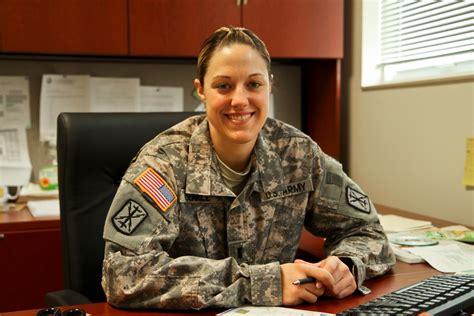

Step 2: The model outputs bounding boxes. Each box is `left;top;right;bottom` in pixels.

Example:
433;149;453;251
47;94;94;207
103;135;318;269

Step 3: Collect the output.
262;179;313;202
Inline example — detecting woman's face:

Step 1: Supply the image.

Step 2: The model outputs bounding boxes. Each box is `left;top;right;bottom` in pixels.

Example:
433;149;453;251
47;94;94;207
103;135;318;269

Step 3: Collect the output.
195;44;270;149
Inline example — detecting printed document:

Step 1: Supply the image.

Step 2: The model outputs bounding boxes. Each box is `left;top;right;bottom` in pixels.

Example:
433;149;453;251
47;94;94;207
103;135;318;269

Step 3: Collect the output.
0;76;31;127
408;242;474;273
40;74;90;143
90;77;139;112
139;86;183;112
218;306;334;316
0;124;32;186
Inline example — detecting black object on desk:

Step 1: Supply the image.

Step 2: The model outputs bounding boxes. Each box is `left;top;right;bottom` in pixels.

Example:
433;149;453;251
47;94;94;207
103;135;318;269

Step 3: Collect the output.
340;274;474;315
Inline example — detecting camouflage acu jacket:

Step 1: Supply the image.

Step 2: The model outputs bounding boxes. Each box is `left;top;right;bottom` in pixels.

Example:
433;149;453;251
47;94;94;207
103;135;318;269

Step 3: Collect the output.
102;115;395;309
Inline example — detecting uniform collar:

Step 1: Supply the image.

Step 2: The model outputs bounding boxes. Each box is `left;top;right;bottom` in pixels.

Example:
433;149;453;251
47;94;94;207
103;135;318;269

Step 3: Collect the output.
185;118;285;196
185;118;233;197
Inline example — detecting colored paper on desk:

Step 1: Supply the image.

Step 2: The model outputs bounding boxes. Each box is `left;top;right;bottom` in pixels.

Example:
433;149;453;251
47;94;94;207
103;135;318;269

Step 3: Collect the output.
463;137;474;186
218;306;334;315
426;229;474;243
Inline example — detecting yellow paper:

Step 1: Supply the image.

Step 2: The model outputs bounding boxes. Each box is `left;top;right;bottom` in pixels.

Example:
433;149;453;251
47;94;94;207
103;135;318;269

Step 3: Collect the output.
463;137;474;186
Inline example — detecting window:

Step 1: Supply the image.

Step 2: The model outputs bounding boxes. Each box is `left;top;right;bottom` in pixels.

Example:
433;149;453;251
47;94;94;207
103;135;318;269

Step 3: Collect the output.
362;0;474;87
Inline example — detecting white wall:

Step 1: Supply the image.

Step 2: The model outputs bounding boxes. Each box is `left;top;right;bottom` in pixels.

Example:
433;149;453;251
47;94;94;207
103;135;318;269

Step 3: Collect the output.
346;1;474;226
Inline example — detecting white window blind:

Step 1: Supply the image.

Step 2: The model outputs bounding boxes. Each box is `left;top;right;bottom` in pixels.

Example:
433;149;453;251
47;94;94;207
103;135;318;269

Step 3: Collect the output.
380;1;473;65
362;0;474;87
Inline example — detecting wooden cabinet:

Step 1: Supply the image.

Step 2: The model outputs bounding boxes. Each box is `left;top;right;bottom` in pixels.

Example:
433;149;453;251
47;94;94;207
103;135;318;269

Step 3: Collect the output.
129;0;343;58
0;0;128;55
129;0;240;57
0;209;62;312
0;0;343;159
244;0;343;58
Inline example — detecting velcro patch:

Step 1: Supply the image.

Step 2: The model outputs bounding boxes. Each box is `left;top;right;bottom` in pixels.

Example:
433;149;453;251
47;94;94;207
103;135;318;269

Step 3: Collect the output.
134;168;177;213
326;172;343;187
112;200;148;235
346;187;371;213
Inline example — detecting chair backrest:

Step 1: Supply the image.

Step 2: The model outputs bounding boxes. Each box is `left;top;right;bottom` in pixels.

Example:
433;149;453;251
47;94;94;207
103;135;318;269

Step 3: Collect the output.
57;112;196;302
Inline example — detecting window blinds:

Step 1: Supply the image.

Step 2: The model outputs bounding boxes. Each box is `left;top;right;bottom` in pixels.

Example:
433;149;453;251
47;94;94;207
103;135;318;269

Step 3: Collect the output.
379;0;474;66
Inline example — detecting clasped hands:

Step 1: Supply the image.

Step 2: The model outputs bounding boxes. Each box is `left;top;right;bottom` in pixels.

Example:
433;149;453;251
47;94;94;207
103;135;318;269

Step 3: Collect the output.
280;256;357;305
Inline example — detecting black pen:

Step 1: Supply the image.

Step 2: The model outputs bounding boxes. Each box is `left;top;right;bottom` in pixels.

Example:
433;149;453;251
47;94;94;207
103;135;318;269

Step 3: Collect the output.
292;277;317;285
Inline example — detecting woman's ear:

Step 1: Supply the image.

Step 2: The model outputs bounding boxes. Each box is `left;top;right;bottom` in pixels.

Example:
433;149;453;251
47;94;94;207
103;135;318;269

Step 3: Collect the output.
194;79;205;102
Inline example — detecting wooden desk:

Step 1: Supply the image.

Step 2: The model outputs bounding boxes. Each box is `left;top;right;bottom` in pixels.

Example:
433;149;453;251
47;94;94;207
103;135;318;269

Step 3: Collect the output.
2;261;443;315
0;203;467;314
0;205;63;313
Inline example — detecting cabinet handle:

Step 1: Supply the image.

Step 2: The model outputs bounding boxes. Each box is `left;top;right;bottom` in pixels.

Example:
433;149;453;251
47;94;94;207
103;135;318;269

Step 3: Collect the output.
243;0;248;4
0;233;4;239
236;0;241;6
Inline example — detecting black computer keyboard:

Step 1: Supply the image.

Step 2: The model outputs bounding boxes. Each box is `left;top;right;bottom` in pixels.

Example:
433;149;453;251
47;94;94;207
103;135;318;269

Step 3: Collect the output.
340;274;474;316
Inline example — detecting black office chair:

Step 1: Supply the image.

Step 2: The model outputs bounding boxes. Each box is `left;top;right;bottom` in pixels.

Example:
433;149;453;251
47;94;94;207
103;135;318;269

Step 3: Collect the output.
46;112;197;306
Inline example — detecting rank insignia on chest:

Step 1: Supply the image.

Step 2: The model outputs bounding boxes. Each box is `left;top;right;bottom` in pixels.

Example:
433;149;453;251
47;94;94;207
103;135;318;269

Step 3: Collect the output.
346;187;371;213
134;167;177;213
112;200;148;235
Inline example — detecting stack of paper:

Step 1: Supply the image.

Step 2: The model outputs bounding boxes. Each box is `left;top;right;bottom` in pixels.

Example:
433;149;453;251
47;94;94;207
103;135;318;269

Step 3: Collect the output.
378;214;433;233
27;199;60;217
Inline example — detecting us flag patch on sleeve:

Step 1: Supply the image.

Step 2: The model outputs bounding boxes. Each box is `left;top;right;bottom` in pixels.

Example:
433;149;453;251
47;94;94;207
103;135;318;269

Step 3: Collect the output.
134;168;177;213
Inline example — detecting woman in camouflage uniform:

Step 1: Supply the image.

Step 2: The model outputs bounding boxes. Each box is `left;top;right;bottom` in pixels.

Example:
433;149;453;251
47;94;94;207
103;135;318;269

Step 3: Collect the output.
101;26;395;309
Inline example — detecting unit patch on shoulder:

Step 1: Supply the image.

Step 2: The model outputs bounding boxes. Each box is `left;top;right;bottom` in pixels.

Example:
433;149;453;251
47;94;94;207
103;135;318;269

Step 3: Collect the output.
346;187;371;213
112;200;148;235
134;167;177;213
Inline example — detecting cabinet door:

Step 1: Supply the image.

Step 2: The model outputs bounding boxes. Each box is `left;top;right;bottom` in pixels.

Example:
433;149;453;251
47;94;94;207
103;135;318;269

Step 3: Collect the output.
243;0;343;58
0;0;128;55
129;0;241;57
0;229;62;312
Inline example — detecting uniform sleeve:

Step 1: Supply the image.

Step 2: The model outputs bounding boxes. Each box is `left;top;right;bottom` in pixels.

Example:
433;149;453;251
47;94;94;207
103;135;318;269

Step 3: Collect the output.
101;161;282;309
305;149;396;288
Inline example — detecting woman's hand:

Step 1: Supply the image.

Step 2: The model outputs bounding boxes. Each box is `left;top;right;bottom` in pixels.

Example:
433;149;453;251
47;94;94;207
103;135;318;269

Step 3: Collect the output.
295;256;357;299
280;262;335;306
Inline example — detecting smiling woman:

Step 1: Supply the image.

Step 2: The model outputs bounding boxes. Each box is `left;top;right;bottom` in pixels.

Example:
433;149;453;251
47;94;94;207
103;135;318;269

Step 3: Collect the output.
101;26;395;310
194;43;270;172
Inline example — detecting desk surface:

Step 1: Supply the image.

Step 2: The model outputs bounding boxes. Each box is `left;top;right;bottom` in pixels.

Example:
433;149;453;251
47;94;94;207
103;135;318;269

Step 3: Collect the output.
3;261;442;315
0;203;59;232
0;203;465;315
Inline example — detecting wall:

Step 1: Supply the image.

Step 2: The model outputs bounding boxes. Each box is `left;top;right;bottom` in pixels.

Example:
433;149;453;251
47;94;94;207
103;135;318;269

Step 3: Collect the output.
344;1;474;226
0;58;300;182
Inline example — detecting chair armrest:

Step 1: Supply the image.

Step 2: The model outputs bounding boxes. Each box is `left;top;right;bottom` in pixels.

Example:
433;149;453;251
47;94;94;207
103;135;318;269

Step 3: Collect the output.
45;289;93;306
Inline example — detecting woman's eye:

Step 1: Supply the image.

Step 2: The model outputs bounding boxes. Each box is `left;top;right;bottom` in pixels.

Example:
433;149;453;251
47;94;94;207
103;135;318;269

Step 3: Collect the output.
248;82;262;89
216;83;230;90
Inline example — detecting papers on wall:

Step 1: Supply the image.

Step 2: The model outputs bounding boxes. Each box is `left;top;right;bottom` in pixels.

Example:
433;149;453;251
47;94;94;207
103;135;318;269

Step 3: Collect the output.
90;77;139;112
27;199;60;217
140;86;183;112
218;306;334;316
0;124;32;186
40;74;185;144
40;74;90;144
463;137;474;186
407;242;474;273
0;76;31;128
378;214;433;233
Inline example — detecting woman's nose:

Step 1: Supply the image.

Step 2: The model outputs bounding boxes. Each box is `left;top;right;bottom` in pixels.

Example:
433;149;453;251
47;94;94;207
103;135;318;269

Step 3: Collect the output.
231;85;249;107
